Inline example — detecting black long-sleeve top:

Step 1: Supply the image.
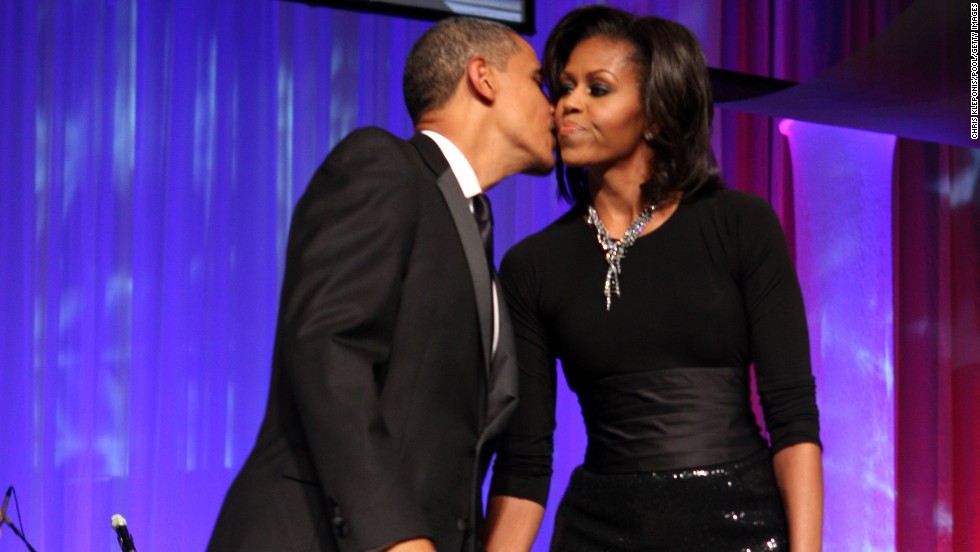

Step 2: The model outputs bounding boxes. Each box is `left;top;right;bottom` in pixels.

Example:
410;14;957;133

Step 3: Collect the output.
490;188;821;506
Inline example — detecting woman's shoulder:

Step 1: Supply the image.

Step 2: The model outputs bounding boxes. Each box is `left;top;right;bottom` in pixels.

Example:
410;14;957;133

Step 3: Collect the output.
686;187;781;229
502;205;586;270
687;186;773;213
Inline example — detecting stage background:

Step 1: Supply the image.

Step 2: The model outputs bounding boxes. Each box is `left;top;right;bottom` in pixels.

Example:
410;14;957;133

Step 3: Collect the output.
0;0;976;550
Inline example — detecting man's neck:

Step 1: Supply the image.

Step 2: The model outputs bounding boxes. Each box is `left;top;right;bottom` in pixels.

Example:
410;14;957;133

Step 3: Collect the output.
420;130;482;198
417;115;505;191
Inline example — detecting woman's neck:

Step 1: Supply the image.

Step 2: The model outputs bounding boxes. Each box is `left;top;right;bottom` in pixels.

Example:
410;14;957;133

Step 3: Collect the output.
587;166;679;240
587;160;652;237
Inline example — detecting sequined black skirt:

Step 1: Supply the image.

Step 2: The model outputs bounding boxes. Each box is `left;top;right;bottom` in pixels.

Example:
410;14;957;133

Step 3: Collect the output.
550;449;787;551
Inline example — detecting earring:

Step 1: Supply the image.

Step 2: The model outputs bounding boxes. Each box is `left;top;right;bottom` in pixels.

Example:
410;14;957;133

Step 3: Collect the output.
643;131;655;141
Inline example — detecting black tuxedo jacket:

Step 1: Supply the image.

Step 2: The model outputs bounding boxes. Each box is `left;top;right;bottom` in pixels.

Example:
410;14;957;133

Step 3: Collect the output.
208;128;519;551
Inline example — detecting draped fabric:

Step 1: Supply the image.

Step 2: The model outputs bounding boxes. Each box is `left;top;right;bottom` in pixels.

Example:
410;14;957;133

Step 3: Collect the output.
0;0;976;550
894;140;980;552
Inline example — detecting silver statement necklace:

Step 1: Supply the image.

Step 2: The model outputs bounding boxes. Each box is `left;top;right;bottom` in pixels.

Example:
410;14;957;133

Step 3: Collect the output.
586;203;657;311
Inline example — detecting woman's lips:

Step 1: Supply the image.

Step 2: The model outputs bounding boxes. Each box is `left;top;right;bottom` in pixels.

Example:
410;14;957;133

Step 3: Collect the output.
557;121;584;137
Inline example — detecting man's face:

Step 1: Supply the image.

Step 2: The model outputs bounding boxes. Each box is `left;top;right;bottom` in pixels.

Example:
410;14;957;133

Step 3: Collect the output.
494;36;556;176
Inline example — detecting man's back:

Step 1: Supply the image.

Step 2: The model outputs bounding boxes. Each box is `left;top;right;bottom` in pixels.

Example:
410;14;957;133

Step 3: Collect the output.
208;128;495;551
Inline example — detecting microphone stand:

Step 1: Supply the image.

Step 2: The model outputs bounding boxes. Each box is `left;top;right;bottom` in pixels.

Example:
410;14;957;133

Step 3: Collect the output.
2;515;38;552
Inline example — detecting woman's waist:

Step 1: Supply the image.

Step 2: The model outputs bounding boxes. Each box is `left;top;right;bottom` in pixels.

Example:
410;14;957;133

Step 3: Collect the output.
576;366;766;472
578;447;773;480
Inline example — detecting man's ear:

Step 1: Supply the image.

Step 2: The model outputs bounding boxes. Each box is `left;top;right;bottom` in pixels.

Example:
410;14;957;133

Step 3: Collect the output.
466;56;496;103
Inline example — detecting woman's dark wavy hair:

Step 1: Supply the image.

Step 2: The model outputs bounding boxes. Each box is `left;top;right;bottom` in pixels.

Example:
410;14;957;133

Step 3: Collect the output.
544;5;723;205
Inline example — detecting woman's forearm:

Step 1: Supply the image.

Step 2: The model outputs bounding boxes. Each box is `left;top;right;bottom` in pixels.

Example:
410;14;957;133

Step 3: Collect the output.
772;442;823;551
484;495;545;552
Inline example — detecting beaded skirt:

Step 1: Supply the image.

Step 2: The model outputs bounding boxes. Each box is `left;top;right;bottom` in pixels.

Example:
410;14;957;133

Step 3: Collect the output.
549;449;787;551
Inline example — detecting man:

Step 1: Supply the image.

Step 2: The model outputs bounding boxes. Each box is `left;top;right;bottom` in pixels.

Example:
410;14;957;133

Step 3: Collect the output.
207;17;554;552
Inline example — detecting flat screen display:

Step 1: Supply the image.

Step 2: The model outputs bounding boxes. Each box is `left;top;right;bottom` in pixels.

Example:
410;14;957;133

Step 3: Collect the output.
285;0;534;34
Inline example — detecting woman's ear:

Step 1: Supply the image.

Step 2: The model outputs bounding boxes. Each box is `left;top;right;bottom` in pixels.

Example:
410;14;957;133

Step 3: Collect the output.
644;122;660;142
466;56;496;103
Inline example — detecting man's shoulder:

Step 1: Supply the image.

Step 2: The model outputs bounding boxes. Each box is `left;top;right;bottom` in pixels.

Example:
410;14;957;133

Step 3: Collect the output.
297;127;423;211
328;127;414;161
341;126;404;144
310;127;425;186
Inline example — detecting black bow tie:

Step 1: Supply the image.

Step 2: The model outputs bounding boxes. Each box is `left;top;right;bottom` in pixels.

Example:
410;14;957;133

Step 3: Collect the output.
472;193;494;263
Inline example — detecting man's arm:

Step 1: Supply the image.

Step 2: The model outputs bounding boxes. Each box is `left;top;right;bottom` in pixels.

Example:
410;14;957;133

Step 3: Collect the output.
280;128;429;550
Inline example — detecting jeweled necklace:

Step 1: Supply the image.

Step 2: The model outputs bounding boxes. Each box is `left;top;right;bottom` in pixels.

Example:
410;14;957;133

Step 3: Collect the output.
586;203;656;311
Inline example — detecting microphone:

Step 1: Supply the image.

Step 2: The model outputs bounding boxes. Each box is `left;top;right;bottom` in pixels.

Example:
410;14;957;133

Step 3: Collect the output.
0;486;11;524
111;514;137;552
1;487;37;552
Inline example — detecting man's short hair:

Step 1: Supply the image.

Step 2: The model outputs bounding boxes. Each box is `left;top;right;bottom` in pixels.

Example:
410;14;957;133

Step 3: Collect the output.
404;18;518;124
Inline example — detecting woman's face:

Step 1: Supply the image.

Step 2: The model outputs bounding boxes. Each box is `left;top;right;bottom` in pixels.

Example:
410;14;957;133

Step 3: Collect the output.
554;36;652;171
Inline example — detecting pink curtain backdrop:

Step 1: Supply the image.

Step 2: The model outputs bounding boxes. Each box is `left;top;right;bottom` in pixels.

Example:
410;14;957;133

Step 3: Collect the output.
894;140;980;552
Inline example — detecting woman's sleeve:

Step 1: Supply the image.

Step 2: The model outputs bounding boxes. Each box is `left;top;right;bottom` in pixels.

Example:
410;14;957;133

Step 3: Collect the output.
736;195;822;454
489;243;558;507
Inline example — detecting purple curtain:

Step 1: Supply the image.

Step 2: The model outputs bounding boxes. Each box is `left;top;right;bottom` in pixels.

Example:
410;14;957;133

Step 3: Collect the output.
1;0;976;550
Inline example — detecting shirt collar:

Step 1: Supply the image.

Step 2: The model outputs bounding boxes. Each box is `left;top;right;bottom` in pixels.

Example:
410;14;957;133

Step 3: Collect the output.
420;130;482;199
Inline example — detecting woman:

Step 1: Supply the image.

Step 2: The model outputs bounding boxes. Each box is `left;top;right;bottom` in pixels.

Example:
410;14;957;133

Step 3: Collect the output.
485;6;822;551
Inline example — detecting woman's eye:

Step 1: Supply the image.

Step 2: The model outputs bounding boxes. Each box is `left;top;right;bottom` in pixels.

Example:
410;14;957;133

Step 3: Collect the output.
556;83;575;96
589;84;610;96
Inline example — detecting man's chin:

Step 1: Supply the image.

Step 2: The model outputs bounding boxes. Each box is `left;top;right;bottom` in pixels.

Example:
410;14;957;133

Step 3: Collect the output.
521;156;557;177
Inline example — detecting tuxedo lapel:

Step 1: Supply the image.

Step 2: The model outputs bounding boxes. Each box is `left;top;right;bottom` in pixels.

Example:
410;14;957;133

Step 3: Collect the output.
411;134;494;373
477;294;518;447
409;134;518;447
433;170;494;372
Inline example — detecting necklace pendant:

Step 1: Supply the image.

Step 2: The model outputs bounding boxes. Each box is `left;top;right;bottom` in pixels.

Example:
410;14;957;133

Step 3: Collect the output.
587;203;657;311
603;274;613;311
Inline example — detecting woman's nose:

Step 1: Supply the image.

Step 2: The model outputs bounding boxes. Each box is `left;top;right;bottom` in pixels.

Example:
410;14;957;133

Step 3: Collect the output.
559;90;582;113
